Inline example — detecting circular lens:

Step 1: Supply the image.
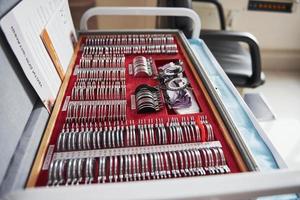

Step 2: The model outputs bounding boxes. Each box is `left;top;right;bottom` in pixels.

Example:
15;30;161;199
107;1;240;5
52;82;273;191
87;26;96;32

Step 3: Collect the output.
163;64;183;76
166;77;188;91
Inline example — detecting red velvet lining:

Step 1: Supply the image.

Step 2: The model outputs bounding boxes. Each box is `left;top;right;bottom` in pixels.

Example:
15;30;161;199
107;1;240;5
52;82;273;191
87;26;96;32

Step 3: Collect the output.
34;33;242;186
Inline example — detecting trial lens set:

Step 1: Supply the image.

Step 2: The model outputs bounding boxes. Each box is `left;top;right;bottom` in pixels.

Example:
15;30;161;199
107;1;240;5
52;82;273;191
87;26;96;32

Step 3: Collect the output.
39;33;232;187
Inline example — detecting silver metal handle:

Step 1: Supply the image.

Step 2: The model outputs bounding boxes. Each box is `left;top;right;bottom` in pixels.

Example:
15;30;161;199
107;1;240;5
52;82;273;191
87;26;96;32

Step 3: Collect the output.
80;7;201;38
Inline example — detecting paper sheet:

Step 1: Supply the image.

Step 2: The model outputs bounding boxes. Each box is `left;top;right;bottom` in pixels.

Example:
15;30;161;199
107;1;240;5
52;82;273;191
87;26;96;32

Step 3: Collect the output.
41;0;77;80
0;0;76;112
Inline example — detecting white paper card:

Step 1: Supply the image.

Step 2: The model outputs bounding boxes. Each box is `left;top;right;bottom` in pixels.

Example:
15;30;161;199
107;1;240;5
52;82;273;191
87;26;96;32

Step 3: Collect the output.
0;0;75;112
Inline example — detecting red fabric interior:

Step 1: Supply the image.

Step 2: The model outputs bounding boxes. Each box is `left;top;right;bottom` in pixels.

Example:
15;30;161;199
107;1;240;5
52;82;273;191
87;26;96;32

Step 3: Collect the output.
35;33;242;186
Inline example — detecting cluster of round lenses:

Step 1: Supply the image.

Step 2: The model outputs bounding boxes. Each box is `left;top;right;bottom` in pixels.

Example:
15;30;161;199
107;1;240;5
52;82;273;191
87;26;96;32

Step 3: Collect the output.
135;84;162;113
158;62;192;110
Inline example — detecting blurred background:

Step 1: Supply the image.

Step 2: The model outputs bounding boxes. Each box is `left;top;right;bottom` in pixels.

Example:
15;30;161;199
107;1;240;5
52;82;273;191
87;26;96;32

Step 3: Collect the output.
69;0;300;70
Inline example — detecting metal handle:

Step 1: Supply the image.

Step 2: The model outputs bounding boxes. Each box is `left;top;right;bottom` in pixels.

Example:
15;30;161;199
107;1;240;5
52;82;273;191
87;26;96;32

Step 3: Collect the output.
80;7;201;39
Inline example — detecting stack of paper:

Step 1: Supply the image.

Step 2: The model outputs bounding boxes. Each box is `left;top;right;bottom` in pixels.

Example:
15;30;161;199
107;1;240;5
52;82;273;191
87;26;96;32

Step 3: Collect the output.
0;0;77;112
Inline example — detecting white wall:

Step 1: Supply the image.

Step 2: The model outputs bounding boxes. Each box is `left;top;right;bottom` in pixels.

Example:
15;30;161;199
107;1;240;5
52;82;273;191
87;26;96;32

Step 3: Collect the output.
222;0;300;50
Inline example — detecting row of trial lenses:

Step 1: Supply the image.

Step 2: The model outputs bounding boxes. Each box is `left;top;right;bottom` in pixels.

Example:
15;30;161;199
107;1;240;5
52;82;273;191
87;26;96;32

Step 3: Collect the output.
85;34;175;46
47;147;230;186
56;116;215;152
133;56;153;77
79;55;125;68
200;115;214;141
71;80;126;101
65;100;126;123
82;44;178;55
76;68;126;81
